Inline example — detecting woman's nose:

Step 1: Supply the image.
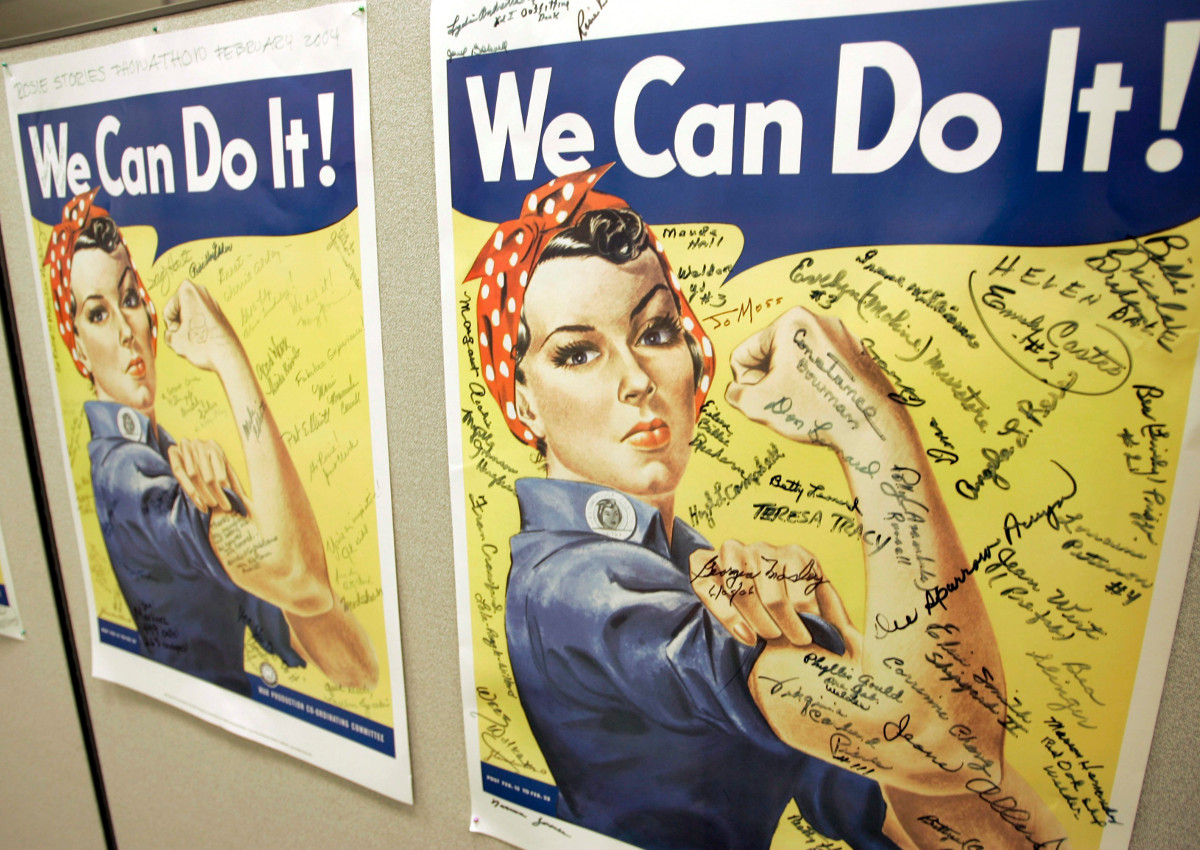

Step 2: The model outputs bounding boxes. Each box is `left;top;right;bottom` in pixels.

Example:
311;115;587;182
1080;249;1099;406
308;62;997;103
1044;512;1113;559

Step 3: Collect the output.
115;309;134;344
616;348;655;402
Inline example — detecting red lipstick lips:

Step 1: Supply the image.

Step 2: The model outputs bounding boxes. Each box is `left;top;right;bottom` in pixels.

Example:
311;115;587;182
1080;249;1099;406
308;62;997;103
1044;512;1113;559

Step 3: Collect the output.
624;418;670;449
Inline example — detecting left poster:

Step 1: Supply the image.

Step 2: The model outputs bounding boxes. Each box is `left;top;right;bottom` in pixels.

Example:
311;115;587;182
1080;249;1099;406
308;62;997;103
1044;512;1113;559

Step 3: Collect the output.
3;3;411;801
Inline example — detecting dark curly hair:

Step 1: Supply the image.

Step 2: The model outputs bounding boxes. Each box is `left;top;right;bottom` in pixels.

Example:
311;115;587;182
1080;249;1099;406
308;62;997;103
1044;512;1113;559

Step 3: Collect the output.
74;216;122;255
539;207;650;265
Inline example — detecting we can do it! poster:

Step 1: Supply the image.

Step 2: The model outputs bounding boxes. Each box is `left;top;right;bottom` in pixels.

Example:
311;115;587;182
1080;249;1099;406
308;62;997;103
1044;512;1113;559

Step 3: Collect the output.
434;0;1200;846
5;4;411;800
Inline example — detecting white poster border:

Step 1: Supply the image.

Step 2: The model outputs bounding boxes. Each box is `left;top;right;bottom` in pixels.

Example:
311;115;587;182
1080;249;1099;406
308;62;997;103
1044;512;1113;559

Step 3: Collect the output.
4;2;411;802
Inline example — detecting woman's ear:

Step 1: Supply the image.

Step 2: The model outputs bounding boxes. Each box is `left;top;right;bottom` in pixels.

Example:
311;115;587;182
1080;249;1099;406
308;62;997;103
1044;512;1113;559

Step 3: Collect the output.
514;381;545;441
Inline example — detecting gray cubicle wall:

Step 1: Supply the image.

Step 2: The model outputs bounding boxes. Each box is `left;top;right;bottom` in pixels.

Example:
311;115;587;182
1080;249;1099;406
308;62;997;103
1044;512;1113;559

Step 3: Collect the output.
0;1;1197;847
0;267;107;847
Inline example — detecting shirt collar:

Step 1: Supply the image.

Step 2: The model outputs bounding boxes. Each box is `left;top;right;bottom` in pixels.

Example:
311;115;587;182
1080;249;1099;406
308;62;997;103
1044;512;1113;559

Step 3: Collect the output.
85;400;169;455
515;478;708;561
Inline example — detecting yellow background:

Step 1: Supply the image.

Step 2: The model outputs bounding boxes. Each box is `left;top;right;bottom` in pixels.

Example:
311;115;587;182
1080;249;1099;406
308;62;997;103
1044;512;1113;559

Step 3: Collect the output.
454;207;1200;848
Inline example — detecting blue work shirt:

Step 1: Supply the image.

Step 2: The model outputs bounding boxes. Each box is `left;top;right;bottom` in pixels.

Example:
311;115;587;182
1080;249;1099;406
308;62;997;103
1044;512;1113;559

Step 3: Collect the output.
86;401;303;695
507;478;896;850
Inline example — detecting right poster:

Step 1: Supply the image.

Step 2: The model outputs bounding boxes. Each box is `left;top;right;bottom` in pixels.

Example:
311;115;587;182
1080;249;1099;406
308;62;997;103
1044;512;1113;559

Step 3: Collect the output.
432;2;1200;847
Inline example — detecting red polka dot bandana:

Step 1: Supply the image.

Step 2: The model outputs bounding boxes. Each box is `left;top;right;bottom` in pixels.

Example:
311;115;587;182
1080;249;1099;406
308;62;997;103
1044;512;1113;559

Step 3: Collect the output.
464;164;716;448
44;189;157;378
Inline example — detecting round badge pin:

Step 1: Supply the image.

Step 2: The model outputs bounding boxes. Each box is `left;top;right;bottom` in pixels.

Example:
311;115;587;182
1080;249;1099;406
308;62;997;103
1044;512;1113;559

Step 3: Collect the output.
116;406;142;442
585;490;637;540
260;662;278;687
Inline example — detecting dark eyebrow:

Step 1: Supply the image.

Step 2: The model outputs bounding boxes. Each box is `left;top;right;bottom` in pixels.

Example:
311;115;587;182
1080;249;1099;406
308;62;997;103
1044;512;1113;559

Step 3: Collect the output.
543;324;595;346
630;284;672;322
76;293;105;318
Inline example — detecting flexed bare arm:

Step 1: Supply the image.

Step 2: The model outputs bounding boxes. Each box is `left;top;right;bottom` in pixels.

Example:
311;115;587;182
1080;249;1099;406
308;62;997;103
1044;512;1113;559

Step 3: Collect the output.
164;279;378;689
694;307;1067;846
727;308;1001;753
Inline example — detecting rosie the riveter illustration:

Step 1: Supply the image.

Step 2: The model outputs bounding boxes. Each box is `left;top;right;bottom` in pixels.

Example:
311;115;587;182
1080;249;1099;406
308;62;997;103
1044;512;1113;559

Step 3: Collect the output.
465;165;1067;849
45;189;377;696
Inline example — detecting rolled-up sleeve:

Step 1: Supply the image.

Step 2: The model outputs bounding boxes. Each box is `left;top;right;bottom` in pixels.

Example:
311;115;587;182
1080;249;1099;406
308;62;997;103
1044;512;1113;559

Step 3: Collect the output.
522;537;797;753
91;440;302;669
92;441;241;588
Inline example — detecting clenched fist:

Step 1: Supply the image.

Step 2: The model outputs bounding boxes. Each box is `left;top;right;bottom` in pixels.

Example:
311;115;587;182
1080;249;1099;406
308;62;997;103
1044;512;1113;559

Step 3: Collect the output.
726;307;912;457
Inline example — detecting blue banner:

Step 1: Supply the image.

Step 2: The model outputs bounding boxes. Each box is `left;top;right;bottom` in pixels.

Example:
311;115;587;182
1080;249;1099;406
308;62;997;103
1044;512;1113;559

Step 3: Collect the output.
446;0;1200;273
247;676;395;756
100;618;393;756
0;584;9;607
18;70;356;259
482;762;559;815
98;618;143;653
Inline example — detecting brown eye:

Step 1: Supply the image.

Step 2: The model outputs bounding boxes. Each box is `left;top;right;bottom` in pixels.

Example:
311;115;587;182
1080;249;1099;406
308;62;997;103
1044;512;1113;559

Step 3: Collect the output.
639;316;681;347
552;342;600;368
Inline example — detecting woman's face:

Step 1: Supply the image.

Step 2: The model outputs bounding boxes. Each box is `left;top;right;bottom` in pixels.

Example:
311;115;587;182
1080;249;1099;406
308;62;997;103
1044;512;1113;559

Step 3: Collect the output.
516;251;697;508
70;246;156;415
